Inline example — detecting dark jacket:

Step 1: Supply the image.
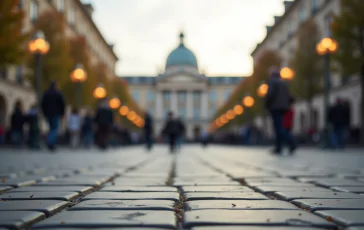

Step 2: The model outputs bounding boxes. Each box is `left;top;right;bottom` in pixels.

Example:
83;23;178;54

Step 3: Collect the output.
329;104;348;127
41;89;65;117
176;119;186;136
265;74;291;111
163;119;180;136
82;115;93;133
11;109;25;132
95;107;113;126
144;114;153;135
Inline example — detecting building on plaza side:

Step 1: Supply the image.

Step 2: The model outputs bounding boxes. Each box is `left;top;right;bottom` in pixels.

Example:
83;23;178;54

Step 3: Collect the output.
0;0;117;128
122;33;245;140
251;0;361;137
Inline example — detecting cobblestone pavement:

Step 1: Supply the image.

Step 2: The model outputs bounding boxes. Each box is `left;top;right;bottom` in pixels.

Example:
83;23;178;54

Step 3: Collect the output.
0;145;364;229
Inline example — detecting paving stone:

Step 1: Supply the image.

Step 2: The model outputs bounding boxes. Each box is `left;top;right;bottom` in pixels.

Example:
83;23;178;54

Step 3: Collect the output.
183;210;336;228
112;179;166;186
70;200;175;211
35;178;104;187
292;199;364;212
331;186;364;193
174;181;240;186
254;186;330;194
185;200;299;210
0;191;79;201
313;178;364;187
0;211;45;229
33;228;165;230
82;192;179;201
345;227;364;230
316;210;364;227
0;200;69;216
182;186;253;193
0;173;17;178
0;177;37;187
11;186;94;194
0;186;12;193
274;191;363;201
100;186;177;192
191;227;326;230
185;192;268;201
33;210;176;229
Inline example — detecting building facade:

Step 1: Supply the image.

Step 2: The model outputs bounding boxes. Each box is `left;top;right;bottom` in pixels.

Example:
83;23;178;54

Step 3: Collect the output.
251;0;361;136
0;0;117;127
122;33;244;139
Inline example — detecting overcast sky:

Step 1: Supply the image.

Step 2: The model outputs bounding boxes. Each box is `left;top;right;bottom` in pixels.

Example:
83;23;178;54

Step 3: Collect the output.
83;0;285;76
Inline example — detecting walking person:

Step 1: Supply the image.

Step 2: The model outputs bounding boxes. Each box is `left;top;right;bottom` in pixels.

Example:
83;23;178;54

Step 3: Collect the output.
162;111;180;153
10;100;25;147
26;104;40;149
94;99;113;150
144;112;154;151
67;108;82;148
81;110;94;148
328;98;348;149
175;116;185;151
41;81;65;151
264;67;297;155
201;129;209;148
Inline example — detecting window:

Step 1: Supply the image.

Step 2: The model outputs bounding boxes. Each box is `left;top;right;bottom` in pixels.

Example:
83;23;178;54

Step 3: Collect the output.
178;108;186;118
163;91;170;101
193;109;200;120
30;0;38;22
299;6;306;22
178;91;186;102
57;0;64;12
68;7;75;25
209;91;217;101
132;91;140;101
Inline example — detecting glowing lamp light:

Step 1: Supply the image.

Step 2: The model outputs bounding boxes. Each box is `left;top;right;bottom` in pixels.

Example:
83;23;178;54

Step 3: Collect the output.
316;37;338;55
119;106;129;116
243;96;255;108
127;111;137;121
220;115;228;124
257;83;268;97
70;64;87;82
233;105;244;115
226;110;236;120
109;97;121;109
28;31;50;55
280;67;295;80
93;84;107;99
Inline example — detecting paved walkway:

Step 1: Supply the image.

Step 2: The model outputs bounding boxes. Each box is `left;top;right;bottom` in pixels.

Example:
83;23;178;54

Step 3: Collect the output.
0;145;364;229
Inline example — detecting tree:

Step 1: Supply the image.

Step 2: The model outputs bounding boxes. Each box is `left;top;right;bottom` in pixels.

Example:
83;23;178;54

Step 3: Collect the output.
0;0;27;69
27;9;72;91
290;19;322;129
332;0;364;143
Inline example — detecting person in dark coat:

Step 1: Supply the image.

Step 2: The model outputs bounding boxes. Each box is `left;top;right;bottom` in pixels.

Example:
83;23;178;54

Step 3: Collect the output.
26;104;40;149
10;100;25;146
144;112;154;151
81;110;94;148
41;81;65;151
328;98;349;149
265;67;297;155
94;99;113;150
162;111;180;153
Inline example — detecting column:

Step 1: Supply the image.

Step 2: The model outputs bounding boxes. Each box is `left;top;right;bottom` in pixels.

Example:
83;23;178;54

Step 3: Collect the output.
186;91;193;119
171;91;178;114
156;91;163;119
201;91;208;120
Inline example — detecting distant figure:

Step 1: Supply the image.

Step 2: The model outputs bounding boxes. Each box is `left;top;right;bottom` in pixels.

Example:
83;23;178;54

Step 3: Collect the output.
201;129;209;147
94;99;113;150
10;100;25;146
41;81;65;151
67;108;82;148
328;98;349;149
265;67;297;155
162;111;180;153
175;116;186;151
144;112;154;151
81;110;94;148
26;104;40;149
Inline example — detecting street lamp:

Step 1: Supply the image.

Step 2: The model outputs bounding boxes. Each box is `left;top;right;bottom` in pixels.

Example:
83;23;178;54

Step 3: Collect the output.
109;96;121;110
93;83;107;99
316;37;338;148
70;64;87;107
28;30;50;149
280;67;295;80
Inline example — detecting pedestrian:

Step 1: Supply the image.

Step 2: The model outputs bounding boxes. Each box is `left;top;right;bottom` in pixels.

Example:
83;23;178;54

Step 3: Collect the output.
328;98;348;149
144;112;154;151
41;81;65;151
201;129;209;147
162;111;180;153
67;108;82;148
26;104;40;149
10;100;25;147
264;67;297;155
94;98;113;150
175;116;186;151
81;110;94;148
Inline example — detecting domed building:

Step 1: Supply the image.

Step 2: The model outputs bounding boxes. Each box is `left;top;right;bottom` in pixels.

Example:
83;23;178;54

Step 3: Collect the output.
122;32;244;140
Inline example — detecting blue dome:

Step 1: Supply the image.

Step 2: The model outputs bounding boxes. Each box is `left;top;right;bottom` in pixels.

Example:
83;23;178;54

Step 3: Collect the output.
166;33;198;69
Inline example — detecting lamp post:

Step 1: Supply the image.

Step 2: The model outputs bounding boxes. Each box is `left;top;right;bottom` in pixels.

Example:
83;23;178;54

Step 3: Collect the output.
27;31;49;149
70;64;87;107
316;37;338;148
